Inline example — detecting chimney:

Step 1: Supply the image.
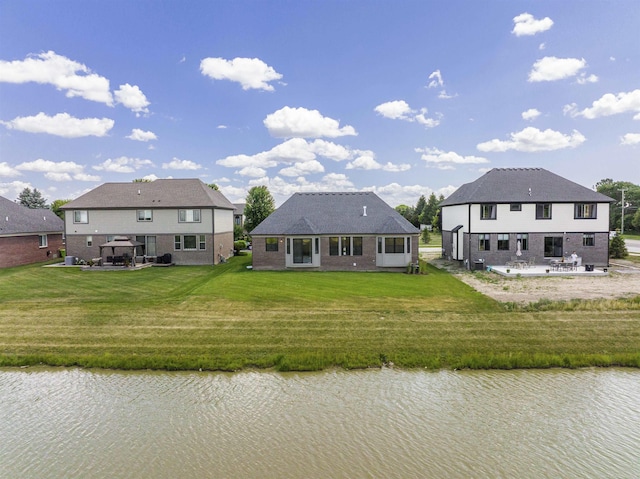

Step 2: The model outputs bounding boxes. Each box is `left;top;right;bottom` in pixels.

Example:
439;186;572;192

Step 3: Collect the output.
363;206;367;217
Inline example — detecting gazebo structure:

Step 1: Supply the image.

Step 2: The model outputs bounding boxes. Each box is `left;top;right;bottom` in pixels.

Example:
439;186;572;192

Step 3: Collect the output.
98;236;143;266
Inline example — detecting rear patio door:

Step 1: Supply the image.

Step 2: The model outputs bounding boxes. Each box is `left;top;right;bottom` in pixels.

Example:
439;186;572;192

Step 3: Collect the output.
544;236;563;257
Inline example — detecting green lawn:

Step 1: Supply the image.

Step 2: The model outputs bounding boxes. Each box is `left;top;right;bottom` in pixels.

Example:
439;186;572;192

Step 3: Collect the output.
0;255;638;371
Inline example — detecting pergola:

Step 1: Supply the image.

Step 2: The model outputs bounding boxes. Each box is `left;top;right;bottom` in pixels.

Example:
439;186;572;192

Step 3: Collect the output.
99;236;143;265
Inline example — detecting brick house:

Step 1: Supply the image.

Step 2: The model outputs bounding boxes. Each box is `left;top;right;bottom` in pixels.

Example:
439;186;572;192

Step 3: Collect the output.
440;168;615;269
60;179;235;265
0;196;65;268
250;192;420;271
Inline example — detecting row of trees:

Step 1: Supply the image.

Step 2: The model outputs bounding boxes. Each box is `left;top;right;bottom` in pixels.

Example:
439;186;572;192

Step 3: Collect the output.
395;192;444;232
596;179;640;233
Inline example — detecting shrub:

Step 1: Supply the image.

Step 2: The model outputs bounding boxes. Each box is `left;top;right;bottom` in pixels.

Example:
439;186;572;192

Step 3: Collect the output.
234;240;247;252
609;235;628;259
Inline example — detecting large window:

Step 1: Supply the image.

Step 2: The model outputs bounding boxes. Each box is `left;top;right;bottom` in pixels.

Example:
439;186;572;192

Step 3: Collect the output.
136;236;157;256
544;236;563;257
176;235;206;251
329;237;339;256
385;237;405;253
292;238;312;264
583;233;595;246
516;233;529;251
575;203;597;219
74;210;88;223
329;237;362;256
536;203;552;219
478;234;490;251
480;204;496;220
497;234;509;250
265;237;278;251
353;237;363;256
39;234;48;248
137;210;153;222
178;209;201;223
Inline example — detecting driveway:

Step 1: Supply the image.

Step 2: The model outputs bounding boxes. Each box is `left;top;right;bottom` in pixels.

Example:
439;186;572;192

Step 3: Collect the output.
625;238;640;254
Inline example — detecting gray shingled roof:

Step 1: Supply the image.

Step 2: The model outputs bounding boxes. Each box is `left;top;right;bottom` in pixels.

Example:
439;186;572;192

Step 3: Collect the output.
440;168;615;206
0;196;64;236
61;179;236;210
250;192;420;235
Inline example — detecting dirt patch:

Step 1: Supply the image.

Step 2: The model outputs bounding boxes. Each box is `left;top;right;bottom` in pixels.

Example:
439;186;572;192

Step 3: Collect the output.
428;257;640;304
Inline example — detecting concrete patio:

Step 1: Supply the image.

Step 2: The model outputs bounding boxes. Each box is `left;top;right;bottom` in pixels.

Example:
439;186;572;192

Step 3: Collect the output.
488;264;609;277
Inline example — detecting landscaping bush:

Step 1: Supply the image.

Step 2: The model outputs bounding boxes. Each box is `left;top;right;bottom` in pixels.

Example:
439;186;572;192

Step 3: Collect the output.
610;235;628;259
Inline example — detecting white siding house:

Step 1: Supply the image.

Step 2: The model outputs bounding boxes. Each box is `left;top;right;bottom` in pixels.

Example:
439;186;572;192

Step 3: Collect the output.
441;168;614;269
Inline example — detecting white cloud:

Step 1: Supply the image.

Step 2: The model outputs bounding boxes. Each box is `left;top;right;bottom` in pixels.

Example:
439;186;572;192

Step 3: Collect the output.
374;101;440;128
73;173;101;181
437;90;457;100
427;70;443;88
1;112;114;138
0;162;20;177
93;156;154;173
264;106;357;138
512;13;554;36
374;100;413;120
279;159;325;177
15;158;99;182
576;73;598;85
237;166;267;178
417;147;489;169
162;158;202;170
621;133;640;145
346;151;410;172
114;84;150;115
200;57;283;91
217;125;227;129
217;138;353;174
0;51;113;105
477;127;586;152
522;108;541;121
0;180;32;200
539;43;546;50
528;57;587;82
564;89;640;119
126;128;157;142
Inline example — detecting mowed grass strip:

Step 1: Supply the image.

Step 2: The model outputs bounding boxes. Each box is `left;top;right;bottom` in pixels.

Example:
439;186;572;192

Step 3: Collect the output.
0;256;638;371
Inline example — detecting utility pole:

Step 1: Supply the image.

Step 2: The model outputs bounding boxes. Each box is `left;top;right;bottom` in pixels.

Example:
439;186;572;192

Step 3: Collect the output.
619;188;626;235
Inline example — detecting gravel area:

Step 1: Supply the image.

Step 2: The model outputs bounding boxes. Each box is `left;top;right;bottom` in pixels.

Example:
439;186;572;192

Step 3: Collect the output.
428;256;640;304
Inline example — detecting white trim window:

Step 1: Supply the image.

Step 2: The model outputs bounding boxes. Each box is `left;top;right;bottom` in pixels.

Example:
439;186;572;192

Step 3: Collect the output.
179;209;201;223
73;210;88;223
86;235;93;247
575;203;597;219
137;209;153;222
39;234;48;248
175;234;206;251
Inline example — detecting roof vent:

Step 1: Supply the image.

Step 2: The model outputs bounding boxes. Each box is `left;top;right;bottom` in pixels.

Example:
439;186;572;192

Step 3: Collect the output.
363;206;367;217
528;187;532;197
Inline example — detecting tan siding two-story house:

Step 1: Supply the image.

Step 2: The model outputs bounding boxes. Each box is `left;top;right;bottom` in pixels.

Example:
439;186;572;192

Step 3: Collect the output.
61;179;235;265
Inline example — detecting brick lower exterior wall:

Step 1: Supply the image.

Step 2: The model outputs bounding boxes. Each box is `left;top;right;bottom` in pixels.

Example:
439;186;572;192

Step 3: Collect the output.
465;232;610;269
252;235;418;272
65;231;235;266
0;234;65;268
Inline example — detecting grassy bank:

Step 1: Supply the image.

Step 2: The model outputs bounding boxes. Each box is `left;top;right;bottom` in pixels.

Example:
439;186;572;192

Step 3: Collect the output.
0;256;638;371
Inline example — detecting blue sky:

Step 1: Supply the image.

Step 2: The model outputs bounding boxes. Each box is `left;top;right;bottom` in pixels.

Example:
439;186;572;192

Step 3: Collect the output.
1;1;639;207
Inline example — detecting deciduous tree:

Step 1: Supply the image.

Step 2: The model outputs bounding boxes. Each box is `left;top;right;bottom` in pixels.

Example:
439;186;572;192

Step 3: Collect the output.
244;186;275;232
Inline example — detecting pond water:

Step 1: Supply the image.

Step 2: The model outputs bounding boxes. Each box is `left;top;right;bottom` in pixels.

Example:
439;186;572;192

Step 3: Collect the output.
1;368;638;478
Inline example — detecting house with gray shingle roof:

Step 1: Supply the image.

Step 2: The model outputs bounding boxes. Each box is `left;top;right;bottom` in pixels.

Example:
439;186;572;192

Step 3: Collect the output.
440;168;615;269
0;196;65;268
250;191;420;271
60;179;235;265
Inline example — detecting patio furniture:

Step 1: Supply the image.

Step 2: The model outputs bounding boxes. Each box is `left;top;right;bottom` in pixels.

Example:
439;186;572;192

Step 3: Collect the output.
527;257;535;268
